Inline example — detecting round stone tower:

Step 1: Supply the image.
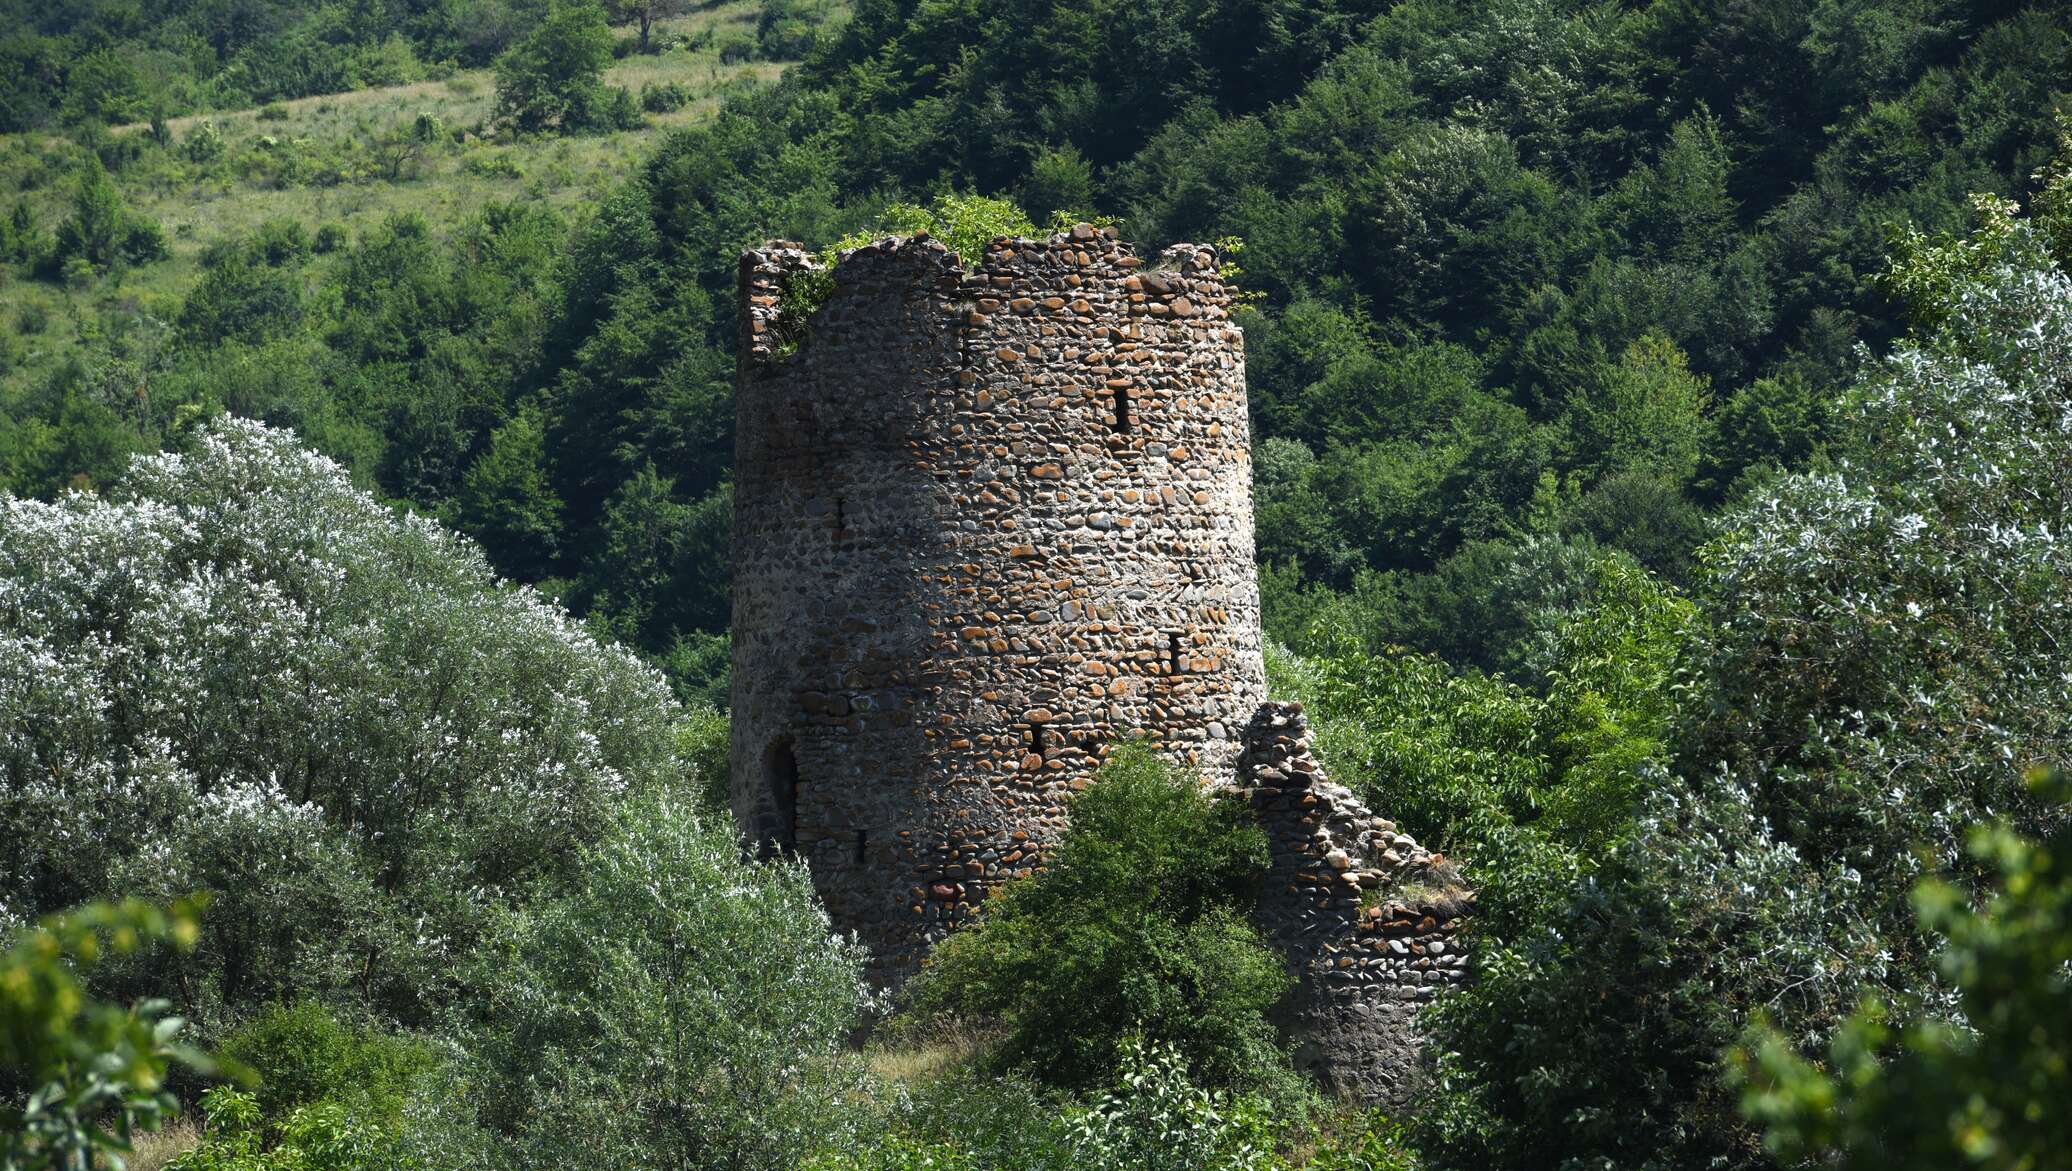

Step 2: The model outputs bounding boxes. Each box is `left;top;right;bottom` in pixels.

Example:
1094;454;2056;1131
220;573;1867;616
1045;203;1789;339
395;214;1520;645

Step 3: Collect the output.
730;226;1266;980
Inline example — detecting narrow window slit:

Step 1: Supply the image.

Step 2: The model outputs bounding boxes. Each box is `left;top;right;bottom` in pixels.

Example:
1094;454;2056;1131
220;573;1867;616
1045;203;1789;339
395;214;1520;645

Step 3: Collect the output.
1167;631;1183;674
854;828;868;864
1028;722;1046;756
1112;385;1132;433
834;496;846;530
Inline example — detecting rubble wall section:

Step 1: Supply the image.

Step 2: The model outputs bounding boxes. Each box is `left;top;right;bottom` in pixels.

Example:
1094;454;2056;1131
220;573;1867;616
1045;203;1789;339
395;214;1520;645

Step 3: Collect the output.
1231;701;1472;1109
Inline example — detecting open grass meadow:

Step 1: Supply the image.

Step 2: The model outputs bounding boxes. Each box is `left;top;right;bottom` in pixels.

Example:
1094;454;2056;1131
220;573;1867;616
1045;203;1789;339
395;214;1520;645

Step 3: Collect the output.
0;0;798;413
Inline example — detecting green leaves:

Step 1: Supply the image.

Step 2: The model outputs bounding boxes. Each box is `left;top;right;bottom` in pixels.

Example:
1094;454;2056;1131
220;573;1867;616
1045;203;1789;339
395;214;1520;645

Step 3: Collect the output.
1;898;212;1171
1420;178;2072;1171
1735;769;2072;1170
467;793;869;1171
48;158;164;278
493;1;617;134
911;744;1290;1096
0;417;694;1025
1563;332;1713;484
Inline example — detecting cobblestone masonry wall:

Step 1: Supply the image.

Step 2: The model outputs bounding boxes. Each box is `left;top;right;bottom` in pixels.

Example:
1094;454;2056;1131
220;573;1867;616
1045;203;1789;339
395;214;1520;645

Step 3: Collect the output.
731;225;1267;981
1231;701;1472;1109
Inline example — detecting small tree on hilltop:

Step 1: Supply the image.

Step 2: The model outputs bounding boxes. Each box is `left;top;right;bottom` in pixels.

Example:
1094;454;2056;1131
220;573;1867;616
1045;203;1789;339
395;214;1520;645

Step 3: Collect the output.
48;158;165;276
494;1;615;134
608;0;690;53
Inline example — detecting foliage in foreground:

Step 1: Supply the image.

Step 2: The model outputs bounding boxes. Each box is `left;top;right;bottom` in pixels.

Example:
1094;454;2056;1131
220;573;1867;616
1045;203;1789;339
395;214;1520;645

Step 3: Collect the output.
1061;1039;1282;1171
465;792;871;1171
153;999;479;1171
1;899;207;1171
1411;203;2072;1170
167;1085;412;1171
0;415;695;1029
803;1047;1413;1171
910;743;1290;1096
1736;768;2072;1171
212;1004;433;1130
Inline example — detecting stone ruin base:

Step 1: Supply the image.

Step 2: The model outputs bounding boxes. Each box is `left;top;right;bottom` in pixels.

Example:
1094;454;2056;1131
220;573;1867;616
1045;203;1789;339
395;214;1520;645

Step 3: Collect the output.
1224;701;1473;1110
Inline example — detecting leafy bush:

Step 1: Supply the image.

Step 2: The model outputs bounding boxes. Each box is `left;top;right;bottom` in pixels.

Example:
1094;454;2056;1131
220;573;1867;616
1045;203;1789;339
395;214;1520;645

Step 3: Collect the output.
756;0;830;60
178;255;304;346
1304;1111;1418;1171
808;1070;1075;1171
1735;767;2072;1170
713;28;757;65
1066;1040;1283;1171
809;1051;1397;1171
465;793;870;1170
183;122;224;163
167;1084;418;1171
215;1004;432;1124
251;219;310;266
0;417;691;1026
599;85;643;131
493;1;615;134
640;81;691;113
911;743;1290;1094
460;151;524;179
1;203;43;265
1420;206;2072;1171
2;899;209;1171
120;215;169;264
49;159;164;274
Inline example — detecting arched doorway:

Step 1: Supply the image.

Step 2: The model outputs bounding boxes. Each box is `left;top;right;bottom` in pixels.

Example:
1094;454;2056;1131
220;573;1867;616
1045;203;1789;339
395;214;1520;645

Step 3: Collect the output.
758;736;799;858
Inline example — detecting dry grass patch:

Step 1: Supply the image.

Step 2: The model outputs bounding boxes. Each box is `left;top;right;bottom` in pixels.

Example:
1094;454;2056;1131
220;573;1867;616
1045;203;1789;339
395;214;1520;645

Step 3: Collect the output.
864;1017;1004;1085
126;1120;203;1171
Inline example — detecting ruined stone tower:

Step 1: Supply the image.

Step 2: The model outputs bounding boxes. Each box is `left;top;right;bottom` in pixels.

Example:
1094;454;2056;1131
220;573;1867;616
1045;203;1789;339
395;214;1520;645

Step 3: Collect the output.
1233;701;1471;1108
730;226;1268;980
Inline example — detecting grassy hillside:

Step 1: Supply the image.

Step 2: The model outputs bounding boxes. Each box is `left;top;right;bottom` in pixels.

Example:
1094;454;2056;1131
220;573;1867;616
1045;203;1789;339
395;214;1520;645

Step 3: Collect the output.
0;0;789;411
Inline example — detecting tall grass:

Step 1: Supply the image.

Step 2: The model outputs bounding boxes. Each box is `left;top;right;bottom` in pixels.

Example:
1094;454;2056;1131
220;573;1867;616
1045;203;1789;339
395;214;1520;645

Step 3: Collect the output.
126;1121;202;1171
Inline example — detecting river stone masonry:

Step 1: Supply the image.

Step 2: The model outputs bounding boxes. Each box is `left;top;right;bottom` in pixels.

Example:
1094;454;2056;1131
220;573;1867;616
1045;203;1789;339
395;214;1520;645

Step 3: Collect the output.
1231;701;1472;1109
731;225;1267;982
729;227;1471;1105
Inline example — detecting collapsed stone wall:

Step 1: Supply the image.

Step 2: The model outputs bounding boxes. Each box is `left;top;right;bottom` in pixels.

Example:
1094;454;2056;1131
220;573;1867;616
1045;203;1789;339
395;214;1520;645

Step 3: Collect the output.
1231;701;1472;1109
731;226;1267;982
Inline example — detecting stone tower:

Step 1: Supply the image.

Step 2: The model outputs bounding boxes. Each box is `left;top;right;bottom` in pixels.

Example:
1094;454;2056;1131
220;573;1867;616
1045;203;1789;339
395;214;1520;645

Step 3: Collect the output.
730;226;1266;979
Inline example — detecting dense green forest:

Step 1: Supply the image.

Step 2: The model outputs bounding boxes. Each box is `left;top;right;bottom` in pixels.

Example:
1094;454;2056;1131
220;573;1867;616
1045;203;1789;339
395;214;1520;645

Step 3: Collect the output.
4;0;2072;1167
6;0;2069;701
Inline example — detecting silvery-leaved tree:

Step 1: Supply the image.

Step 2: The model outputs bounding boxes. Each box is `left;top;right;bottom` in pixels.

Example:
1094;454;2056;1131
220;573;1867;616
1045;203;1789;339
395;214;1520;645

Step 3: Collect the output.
468;792;870;1171
0;416;689;1026
1693;219;2072;897
1423;204;2072;1170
